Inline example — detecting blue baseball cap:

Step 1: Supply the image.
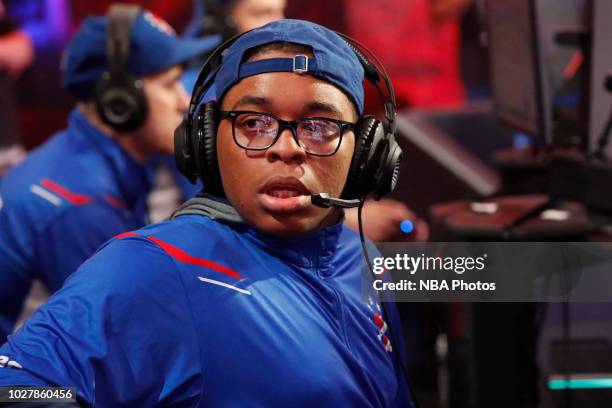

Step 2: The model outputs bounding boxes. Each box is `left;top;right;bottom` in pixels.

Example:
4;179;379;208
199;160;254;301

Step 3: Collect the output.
62;10;221;100
213;19;365;115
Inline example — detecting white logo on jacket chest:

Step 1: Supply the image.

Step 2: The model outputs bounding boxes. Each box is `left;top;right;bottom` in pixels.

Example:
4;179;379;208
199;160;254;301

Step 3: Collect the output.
0;355;23;369
197;276;252;295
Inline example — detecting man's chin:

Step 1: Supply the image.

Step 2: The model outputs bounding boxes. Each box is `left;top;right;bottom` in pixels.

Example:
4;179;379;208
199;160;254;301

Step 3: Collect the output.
250;208;341;238
254;215;314;238
234;196;339;237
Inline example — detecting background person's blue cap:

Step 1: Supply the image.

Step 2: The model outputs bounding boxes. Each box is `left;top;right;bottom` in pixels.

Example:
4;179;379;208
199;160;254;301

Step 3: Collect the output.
62;10;221;100
214;19;365;114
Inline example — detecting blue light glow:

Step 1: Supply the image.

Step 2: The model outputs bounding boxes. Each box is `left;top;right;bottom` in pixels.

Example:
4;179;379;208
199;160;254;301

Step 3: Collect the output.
400;220;414;235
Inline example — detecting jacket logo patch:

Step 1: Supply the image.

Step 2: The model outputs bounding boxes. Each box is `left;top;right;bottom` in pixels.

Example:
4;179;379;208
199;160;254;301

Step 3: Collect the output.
368;297;392;353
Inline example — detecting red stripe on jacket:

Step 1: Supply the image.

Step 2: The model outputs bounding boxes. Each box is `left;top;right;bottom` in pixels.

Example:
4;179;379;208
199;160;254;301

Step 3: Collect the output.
147;236;243;280
41;179;92;205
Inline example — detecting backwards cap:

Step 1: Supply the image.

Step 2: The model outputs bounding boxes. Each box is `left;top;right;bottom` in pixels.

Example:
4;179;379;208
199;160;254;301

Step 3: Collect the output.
213;19;365;114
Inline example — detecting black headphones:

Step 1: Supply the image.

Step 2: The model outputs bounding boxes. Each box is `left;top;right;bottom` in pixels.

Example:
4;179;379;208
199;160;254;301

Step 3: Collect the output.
95;4;148;133
174;29;402;202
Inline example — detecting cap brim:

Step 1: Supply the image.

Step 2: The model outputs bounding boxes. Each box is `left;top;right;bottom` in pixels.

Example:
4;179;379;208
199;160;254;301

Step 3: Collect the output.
167;35;223;68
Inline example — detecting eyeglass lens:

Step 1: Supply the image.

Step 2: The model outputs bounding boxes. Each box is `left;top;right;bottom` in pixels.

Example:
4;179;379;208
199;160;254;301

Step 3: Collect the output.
233;112;342;155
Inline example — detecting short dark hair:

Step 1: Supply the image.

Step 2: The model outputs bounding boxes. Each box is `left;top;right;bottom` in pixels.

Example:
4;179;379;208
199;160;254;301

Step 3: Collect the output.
243;42;312;62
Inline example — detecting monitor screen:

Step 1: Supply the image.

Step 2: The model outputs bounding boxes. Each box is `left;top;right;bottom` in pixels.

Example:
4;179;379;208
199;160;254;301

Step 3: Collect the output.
485;0;548;143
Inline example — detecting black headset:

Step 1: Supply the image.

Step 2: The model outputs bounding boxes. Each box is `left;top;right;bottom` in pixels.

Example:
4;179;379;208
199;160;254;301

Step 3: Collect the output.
174;29;402;202
95;4;148;133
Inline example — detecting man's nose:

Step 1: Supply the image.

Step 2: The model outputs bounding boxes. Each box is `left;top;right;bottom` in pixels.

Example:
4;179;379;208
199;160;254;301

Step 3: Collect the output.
265;128;306;164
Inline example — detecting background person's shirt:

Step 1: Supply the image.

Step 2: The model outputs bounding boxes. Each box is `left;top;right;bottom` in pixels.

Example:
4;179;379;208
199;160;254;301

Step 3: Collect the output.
345;0;465;109
0;109;152;343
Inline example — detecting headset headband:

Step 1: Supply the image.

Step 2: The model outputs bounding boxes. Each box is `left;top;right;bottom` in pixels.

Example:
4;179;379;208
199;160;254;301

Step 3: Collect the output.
336;33;397;135
188;33;240;117
106;4;141;75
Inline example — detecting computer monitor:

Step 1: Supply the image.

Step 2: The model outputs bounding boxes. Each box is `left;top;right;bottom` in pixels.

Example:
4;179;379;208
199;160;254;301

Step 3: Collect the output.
589;0;612;158
485;0;595;150
484;0;550;146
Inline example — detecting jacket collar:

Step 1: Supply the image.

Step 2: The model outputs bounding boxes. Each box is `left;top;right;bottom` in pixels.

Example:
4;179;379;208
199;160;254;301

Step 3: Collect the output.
239;220;344;273
173;193;346;273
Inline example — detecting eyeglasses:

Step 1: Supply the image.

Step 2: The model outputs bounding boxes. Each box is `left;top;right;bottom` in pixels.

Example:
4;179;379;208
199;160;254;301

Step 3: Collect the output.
220;111;355;156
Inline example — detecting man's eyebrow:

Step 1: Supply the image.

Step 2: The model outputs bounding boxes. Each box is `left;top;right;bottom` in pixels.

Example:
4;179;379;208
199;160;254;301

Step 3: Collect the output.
232;95;271;109
304;101;343;117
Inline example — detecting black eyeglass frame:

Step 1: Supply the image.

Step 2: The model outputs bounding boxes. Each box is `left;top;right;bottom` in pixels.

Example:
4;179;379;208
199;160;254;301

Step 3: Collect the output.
220;110;356;157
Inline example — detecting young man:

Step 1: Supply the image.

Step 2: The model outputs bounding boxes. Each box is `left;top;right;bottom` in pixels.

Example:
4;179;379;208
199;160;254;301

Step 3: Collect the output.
0;19;414;407
0;6;216;343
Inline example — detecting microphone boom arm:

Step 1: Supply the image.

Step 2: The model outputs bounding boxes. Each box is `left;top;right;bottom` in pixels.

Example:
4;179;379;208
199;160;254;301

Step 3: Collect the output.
310;193;362;208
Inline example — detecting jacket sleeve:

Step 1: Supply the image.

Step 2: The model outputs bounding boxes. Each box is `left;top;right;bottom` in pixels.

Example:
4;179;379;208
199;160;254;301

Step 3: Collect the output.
0;202;36;344
0;237;202;407
34;201;139;293
0;201;135;343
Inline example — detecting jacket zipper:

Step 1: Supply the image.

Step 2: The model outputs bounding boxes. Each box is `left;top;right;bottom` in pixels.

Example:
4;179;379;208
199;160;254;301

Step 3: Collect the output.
313;246;352;352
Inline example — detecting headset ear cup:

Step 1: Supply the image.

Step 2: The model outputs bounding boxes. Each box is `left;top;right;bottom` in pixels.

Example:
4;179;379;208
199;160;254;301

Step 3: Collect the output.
341;116;383;199
95;72;148;133
372;137;402;200
198;101;224;197
377;137;402;198
174;118;198;183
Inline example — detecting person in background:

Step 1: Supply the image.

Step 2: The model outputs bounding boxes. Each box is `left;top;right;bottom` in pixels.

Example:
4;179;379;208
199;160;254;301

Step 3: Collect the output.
197;0;286;37
180;0;288;101
0;5;216;343
344;0;472;109
69;0;194;33
0;0;33;175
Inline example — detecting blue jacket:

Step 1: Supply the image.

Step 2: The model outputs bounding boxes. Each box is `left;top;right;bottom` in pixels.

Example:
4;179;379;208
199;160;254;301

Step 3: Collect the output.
0;196;414;407
0;110;152;343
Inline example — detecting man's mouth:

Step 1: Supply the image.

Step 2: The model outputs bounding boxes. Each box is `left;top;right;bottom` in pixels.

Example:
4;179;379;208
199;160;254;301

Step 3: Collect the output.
258;177;312;213
260;176;311;197
266;188;302;199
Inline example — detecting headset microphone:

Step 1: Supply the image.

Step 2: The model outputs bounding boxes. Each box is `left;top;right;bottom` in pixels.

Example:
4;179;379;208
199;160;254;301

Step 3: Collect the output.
311;193;361;209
